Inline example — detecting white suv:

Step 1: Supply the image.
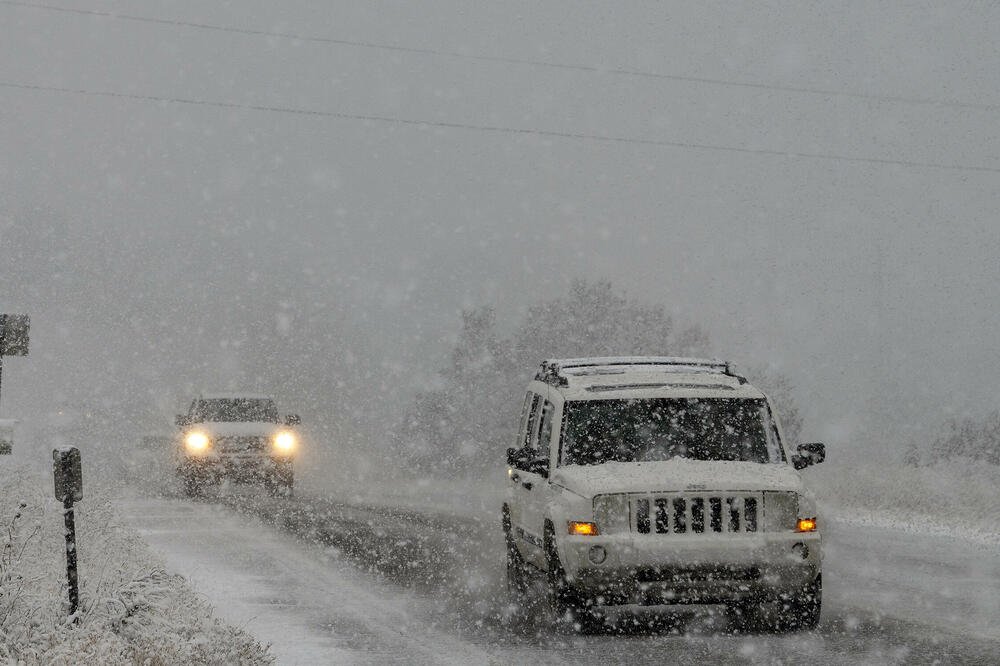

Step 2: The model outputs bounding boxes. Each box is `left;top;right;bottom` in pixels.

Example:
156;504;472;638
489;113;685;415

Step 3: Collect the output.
502;357;825;632
174;394;301;496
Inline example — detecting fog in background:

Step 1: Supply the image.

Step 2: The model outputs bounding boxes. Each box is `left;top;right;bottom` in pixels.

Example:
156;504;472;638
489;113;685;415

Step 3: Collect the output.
2;2;998;479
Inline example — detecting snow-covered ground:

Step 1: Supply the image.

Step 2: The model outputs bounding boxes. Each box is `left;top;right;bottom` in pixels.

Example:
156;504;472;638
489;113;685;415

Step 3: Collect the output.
0;464;271;664
824;517;1000;645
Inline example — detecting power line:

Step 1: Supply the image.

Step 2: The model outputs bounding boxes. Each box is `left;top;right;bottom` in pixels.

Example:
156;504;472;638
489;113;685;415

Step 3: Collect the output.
2;79;999;174
3;0;999;114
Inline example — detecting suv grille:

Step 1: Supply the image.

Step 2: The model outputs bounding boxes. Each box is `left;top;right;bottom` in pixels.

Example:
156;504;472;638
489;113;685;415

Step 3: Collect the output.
631;494;760;534
216;436;269;453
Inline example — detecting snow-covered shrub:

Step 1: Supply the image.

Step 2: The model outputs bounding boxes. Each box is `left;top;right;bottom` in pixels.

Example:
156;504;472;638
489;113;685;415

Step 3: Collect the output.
915;411;1000;466
0;464;272;664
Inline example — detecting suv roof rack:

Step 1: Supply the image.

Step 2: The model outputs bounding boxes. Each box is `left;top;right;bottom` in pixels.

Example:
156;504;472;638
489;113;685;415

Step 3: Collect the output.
534;356;747;387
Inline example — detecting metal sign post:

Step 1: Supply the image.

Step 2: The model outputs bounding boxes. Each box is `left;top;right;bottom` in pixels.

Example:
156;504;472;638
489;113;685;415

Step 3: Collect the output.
53;446;83;619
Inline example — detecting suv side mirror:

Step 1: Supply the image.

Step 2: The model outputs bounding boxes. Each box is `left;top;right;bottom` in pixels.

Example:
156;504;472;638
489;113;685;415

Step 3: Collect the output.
527;457;549;478
507;446;544;471
175;414;190;427
792;442;826;470
507;447;530;468
284;414;301;426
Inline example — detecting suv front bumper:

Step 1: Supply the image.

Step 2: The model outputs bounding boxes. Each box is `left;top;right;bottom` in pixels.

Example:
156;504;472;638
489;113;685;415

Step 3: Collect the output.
560;532;821;606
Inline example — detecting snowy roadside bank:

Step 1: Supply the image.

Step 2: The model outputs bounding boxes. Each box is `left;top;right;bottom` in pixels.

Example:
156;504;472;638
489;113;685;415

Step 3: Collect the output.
810;460;1000;548
0;463;272;664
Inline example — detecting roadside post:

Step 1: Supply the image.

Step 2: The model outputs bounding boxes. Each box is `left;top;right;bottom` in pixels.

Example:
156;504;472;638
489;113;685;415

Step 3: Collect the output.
0;314;30;416
53;446;83;619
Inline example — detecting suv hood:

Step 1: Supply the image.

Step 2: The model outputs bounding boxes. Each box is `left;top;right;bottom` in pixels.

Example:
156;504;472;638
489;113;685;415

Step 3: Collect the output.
185;422;283;438
550;459;803;497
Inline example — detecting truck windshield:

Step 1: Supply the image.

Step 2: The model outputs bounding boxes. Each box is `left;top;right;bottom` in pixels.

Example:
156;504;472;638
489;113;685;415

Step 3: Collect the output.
561;398;783;466
193;399;278;423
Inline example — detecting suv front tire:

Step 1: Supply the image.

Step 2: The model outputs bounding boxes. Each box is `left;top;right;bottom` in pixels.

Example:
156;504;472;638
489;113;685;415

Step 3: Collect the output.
502;507;531;599
544;522;603;633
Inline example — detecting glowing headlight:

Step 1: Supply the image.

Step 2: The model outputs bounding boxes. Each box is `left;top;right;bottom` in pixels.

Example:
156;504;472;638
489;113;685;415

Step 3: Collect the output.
273;431;297;453
184;431;210;454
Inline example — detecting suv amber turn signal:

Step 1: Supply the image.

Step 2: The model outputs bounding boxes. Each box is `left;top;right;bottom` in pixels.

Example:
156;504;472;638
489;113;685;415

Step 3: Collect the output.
568;521;599;536
796;517;817;532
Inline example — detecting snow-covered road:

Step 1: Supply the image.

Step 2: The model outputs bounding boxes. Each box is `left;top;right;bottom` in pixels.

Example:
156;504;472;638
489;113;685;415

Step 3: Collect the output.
118;493;1000;664
115;497;500;665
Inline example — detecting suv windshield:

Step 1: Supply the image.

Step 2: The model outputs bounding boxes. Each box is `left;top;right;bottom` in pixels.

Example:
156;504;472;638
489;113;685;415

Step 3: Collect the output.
561;398;782;466
193;399;278;423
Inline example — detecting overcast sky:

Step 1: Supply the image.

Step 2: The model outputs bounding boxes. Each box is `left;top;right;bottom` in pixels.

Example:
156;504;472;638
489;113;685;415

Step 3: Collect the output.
2;2;999;458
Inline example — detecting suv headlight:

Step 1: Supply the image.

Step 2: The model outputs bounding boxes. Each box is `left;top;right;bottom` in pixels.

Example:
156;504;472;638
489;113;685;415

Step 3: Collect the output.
184;431;210;455
763;491;799;532
273;430;297;454
593;494;629;534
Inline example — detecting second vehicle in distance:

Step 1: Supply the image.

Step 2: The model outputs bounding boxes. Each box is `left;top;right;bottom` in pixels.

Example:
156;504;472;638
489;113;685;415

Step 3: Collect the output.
174;393;301;496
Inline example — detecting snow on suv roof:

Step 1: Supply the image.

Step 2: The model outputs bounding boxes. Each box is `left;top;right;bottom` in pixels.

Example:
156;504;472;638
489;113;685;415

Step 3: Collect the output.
535;356;764;400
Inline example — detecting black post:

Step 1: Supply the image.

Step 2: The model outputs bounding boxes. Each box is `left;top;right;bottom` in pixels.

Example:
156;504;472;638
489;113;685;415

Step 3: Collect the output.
62;494;79;618
52;446;82;621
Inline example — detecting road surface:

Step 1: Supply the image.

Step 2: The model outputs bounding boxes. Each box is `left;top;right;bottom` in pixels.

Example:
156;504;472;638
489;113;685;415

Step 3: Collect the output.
117;489;1000;665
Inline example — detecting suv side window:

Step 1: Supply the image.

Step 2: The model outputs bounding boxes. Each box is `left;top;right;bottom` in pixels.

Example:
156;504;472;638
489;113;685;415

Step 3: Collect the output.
535;400;555;457
522;393;542;449
516;393;533;448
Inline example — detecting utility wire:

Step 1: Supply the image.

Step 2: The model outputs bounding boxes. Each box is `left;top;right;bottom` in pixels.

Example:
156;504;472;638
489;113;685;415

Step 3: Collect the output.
3;0;998;114
2;79;999;174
